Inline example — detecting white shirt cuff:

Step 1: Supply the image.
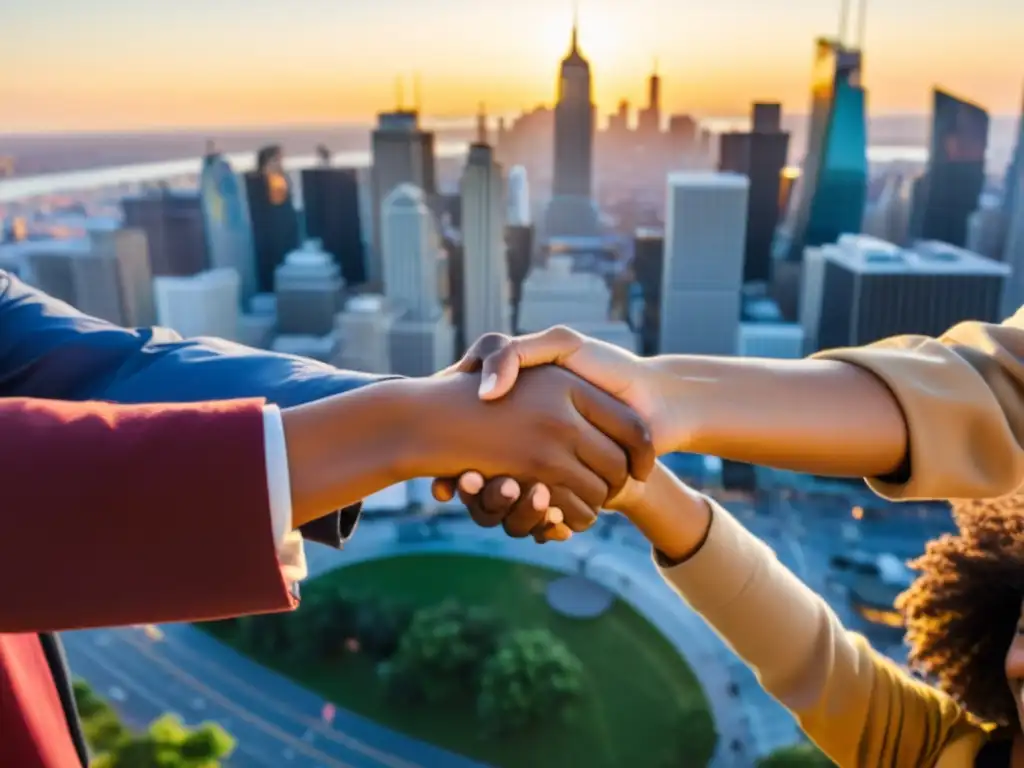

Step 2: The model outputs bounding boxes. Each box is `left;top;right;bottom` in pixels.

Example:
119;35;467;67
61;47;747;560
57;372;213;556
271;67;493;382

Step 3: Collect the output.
262;405;307;583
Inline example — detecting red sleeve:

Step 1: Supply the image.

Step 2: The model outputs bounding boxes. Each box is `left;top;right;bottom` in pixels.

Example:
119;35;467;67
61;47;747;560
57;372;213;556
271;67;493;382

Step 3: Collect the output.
0;397;296;632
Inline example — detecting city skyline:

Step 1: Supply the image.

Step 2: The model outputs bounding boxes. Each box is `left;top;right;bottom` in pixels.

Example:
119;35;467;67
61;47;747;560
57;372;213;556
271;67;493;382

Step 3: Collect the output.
3;0;1022;132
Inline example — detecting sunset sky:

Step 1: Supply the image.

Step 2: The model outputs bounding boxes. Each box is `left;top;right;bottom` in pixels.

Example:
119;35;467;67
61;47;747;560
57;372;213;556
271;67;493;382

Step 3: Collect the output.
2;0;1021;132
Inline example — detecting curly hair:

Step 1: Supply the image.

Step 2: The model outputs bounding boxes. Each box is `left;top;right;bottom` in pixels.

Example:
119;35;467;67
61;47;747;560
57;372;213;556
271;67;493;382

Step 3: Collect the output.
897;494;1024;725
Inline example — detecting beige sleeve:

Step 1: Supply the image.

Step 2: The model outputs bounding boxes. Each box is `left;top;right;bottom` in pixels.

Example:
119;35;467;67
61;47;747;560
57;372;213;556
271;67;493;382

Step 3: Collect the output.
658;498;978;767
813;309;1024;500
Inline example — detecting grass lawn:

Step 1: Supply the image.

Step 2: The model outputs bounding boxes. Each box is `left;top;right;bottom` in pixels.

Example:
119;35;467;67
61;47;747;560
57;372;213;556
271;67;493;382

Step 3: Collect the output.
207;553;716;767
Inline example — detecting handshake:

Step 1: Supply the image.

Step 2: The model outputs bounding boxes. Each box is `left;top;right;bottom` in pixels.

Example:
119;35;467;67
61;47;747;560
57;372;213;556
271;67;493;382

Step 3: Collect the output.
428;327;673;542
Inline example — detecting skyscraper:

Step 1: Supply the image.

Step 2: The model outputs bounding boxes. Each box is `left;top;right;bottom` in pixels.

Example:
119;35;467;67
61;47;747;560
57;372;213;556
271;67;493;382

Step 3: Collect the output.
122;189;208;277
633;228;664;355
1001;132;1024;315
200;152;257;305
552;18;593;198
369;109;437;287
382;184;441;321
774;38;868;320
301;167;367;287
545;16;599;238
244;145;300;295
909;89;989;248
507;165;531;226
461;138;510;345
381;184;454;376
718;102;790;284
660;173;748;355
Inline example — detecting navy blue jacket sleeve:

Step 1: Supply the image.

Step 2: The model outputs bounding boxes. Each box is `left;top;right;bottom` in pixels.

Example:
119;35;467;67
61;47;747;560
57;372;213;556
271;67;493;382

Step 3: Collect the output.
0;269;401;547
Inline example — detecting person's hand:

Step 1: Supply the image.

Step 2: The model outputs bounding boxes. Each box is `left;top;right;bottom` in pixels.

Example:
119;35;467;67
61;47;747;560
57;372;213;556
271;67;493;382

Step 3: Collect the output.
443;327;675;450
437;472;650;543
411;366;655;534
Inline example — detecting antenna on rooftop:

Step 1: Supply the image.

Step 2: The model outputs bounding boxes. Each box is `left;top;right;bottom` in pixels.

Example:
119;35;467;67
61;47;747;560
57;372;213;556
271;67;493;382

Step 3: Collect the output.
838;0;850;44
395;76;405;110
856;0;868;51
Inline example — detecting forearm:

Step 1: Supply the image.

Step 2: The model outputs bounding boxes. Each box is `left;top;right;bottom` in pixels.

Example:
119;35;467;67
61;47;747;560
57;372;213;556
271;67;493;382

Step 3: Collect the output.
648;355;907;478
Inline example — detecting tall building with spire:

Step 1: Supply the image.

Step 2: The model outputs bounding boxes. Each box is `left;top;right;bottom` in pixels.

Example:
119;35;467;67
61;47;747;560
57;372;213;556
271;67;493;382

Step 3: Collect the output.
552;15;594;198
461;106;511;343
544;12;599;238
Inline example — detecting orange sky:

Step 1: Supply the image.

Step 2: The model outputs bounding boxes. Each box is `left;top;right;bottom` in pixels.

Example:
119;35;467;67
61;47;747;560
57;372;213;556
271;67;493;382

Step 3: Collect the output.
1;0;1021;132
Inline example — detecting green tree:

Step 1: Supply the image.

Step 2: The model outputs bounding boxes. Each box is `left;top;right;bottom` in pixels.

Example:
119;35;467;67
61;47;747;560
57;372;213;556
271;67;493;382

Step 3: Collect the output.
73;681;235;767
384;600;503;705
476;628;583;736
757;742;836;767
655;699;718;767
354;597;414;661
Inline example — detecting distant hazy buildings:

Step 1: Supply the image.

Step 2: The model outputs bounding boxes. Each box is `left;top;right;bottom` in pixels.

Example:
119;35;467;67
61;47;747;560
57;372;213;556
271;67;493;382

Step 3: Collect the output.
123;189;208;277
301;167;367;288
274;240;344;337
245;145;300;294
154;268;240;341
16;228;155;328
369;110;437;286
909;89;989;248
803;235;1007;352
775;38;868;320
661;172;748;355
718;102;790;284
460;139;510;344
200;152;257;304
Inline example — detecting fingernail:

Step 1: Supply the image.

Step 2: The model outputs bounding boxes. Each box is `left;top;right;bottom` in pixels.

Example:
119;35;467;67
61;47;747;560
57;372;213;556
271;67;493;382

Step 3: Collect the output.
500;478;520;499
532;485;551;511
460;474;484;494
478;373;497;397
547;507;564;525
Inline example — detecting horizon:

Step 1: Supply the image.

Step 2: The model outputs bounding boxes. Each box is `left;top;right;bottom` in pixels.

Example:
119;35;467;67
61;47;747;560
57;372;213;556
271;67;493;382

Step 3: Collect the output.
2;0;1022;133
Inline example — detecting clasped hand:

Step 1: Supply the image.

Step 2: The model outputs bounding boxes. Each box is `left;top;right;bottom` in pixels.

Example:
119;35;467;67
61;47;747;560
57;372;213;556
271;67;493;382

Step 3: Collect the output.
433;327;667;542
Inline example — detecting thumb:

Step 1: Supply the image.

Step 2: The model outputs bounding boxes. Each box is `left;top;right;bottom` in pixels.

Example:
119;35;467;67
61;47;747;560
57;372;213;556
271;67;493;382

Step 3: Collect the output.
477;326;584;401
477;345;524;400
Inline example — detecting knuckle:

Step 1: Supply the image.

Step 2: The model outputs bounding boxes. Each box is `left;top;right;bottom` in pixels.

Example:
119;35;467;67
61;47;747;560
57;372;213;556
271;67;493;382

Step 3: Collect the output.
547;325;580;346
473;332;510;357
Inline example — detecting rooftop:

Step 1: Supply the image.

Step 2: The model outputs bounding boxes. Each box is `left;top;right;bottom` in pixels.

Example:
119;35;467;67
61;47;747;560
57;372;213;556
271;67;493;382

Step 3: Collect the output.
667;171;749;189
824;234;1010;276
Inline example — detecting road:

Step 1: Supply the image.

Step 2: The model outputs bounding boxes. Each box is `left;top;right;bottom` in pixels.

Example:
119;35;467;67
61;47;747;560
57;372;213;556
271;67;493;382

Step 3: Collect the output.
63;615;488;768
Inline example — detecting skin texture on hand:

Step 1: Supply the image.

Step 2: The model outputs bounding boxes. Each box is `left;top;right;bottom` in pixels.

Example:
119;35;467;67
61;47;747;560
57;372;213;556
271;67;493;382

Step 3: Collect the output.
409;367;654;533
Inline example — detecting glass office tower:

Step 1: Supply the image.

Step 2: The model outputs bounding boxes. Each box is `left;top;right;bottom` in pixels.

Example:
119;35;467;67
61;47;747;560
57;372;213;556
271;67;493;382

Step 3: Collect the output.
772;40;867;319
909;89;989;247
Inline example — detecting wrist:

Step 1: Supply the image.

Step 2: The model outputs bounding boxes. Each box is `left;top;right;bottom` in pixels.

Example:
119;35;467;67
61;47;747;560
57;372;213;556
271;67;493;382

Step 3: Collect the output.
281;379;425;527
641;356;714;454
616;463;712;561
